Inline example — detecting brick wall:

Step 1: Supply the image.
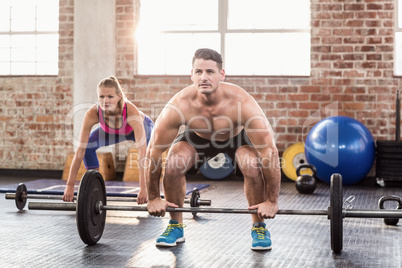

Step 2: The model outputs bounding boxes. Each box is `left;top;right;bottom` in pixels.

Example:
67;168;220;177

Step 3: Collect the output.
0;0;400;171
0;0;74;169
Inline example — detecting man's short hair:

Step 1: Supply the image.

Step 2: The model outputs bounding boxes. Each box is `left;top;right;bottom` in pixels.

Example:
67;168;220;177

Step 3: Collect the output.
192;48;223;70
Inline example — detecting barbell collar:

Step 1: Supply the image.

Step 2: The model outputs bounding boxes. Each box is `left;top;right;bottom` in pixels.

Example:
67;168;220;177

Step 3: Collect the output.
197;199;212;206
29;202;76;211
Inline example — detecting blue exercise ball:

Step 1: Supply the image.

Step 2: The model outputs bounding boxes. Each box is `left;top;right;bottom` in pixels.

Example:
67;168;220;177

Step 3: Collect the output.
304;116;375;185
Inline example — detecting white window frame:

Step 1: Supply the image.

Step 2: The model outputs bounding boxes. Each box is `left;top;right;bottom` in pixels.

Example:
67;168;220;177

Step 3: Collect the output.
0;0;59;76
136;0;311;76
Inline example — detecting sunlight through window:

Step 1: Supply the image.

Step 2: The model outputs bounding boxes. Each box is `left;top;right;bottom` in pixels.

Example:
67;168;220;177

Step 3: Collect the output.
136;0;310;76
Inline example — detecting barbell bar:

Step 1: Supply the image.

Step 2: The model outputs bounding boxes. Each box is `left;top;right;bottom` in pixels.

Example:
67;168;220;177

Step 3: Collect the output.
26;170;402;254
29;201;402;218
6;192;209;203
7;187;211;211
6;172;211;211
28;202;329;215
26;190;211;213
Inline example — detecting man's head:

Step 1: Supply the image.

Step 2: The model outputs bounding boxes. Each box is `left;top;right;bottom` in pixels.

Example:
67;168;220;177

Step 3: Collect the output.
191;48;225;95
192;48;223;70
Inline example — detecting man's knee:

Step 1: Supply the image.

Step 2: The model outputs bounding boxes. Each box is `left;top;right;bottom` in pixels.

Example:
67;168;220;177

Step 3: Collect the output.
164;142;197;177
236;145;262;178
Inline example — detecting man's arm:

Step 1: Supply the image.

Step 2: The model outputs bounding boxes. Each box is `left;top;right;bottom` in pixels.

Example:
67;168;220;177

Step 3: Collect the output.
241;96;281;218
146;103;183;201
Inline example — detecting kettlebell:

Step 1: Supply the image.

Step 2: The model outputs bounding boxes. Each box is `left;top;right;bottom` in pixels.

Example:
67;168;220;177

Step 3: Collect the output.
378;195;402;225
295;164;317;194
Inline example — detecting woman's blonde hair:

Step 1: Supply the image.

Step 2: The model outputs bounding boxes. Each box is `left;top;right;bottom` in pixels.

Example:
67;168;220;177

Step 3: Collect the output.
97;76;127;112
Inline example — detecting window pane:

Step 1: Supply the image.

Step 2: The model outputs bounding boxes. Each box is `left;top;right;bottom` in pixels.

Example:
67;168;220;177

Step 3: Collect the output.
165;33;220;74
36;13;59;31
0;62;10;74
11;62;35;75
11;0;36;31
137;33;220;75
396;33;402;75
280;33;311;76
11;48;36;62
37;61;58;75
37;47;58;62
36;0;59;31
139;0;218;31
0;36;11;48
228;0;310;30
10;35;36;62
0;1;11;31
11;35;35;48
225;34;255;75
37;34;59;50
137;32;167;75
225;33;310;76
0;49;10;61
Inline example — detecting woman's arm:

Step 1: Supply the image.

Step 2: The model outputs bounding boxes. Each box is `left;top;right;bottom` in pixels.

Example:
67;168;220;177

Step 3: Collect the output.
63;105;99;202
126;101;149;204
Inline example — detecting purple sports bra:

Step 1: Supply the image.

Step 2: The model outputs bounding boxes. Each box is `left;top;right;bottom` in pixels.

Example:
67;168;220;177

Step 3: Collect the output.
99;102;133;135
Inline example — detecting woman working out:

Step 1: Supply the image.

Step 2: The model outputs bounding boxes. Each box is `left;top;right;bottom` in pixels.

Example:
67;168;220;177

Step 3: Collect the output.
63;76;153;204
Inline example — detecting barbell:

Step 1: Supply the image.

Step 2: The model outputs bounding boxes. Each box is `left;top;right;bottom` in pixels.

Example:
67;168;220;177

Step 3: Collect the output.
27;170;402;254
6;173;211;211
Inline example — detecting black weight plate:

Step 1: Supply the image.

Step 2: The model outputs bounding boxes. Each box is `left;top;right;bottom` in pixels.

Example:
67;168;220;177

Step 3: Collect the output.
376;169;402;175
375;168;402;175
76;170;107;245
191;188;200;217
330;173;343;254
376;152;402;159
376;175;402;182
376;170;402;177
376;163;402;170
376;146;402;153
376;158;402;165
15;183;27;211
376;168;402;174
377;168;402;173
376;140;402;147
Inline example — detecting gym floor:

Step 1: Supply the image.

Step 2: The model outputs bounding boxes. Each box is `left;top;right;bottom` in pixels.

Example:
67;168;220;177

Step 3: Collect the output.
1;174;401;268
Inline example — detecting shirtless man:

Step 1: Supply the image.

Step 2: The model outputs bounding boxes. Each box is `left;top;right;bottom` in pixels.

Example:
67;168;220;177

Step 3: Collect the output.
146;48;281;251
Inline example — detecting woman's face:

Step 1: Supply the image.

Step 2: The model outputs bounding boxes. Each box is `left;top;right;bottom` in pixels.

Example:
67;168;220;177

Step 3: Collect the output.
98;86;122;113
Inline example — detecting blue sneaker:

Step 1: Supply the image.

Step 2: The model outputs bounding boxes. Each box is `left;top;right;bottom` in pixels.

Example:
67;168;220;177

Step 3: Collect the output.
251;222;272;251
156;220;186;247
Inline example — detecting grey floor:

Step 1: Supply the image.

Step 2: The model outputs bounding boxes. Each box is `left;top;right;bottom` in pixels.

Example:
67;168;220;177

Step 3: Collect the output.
1;174;402;268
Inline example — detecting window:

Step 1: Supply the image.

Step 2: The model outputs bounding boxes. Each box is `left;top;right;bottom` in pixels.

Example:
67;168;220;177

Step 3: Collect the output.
396;0;402;75
136;0;310;76
0;0;59;76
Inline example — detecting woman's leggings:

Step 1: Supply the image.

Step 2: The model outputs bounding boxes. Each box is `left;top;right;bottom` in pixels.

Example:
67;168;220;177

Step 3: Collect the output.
83;116;154;169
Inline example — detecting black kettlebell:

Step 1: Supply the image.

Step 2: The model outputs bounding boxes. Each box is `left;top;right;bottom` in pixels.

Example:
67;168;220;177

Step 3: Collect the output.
378;195;402;226
295;164;317;194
